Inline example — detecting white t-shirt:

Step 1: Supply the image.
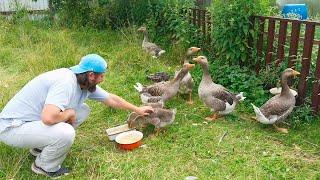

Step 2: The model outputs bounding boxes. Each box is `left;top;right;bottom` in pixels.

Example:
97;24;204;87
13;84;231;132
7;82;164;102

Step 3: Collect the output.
0;68;109;133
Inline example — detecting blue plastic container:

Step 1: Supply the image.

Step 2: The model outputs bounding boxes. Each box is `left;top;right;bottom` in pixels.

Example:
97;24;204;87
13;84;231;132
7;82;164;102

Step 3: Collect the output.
282;4;308;20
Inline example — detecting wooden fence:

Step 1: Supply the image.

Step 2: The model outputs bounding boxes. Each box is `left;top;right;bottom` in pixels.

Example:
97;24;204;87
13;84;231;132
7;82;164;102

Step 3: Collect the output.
188;8;212;42
250;16;320;114
0;0;49;15
188;8;320;115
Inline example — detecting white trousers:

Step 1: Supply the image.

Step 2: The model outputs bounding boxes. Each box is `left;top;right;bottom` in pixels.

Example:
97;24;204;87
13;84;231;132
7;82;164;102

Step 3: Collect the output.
0;104;90;172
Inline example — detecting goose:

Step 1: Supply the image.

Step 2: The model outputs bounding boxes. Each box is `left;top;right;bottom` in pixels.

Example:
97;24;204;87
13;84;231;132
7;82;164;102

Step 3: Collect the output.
134;63;195;104
174;47;201;104
137;26;165;58
251;68;300;133
193;56;245;121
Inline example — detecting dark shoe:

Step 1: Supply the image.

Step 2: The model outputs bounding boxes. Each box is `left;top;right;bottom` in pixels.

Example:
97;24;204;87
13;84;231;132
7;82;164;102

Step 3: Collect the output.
29;148;42;157
31;162;70;179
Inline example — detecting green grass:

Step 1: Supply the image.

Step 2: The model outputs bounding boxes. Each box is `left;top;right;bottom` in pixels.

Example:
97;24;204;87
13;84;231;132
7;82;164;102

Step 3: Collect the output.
0;19;320;179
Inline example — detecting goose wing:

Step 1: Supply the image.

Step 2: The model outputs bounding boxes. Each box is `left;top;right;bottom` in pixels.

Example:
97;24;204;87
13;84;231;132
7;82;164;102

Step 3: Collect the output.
260;95;295;119
211;87;234;105
143;81;168;96
144;42;163;55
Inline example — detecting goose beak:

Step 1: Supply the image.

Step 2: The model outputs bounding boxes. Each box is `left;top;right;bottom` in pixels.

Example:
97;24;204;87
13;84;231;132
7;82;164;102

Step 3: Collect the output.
292;70;300;76
192;47;201;53
137;27;145;32
193;57;200;63
186;63;195;69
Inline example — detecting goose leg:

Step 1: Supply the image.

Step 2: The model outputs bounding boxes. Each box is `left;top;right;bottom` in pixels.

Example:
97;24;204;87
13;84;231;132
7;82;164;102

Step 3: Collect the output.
141;123;148;129
205;113;219;121
187;92;193;104
273;124;288;134
154;128;161;136
128;121;134;129
251;116;257;120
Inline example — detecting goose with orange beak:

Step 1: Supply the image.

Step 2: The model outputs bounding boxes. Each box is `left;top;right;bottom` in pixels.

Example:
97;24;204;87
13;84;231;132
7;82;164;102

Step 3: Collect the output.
193;56;245;121
174;47;201;104
134;63;195;105
251;68;300;133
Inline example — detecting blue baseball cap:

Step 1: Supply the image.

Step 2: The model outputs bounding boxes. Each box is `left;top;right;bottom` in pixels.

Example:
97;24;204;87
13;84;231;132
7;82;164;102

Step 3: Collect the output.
70;54;108;74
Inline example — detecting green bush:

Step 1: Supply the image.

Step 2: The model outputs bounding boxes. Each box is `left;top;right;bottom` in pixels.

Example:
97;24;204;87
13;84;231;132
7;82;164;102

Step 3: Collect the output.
145;0;205;48
56;0;158;29
209;0;276;66
54;0;204;49
290;103;314;128
257;62;291;90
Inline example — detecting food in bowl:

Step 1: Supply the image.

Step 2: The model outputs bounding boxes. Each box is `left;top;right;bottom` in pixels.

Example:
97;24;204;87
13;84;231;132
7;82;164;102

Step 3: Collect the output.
115;130;143;150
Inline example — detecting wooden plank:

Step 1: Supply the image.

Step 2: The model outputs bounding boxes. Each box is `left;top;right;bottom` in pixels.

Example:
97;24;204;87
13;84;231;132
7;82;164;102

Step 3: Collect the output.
311;45;320;114
197;9;201;27
256;17;265;73
192;8;196;25
253;15;320;26
275;20;288;66
248;16;254;63
0;0;48;12
206;12;212;43
288;21;301;68
297;22;316;105
265;18;276;65
188;8;192;24
202;9;206;35
262;32;320;45
0;9;47;15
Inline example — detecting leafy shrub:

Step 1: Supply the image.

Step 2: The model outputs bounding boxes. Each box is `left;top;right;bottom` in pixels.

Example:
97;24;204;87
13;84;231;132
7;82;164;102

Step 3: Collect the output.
56;0;105;28
144;0;206;49
55;0;168;30
6;2;30;25
258;65;281;90
289;103;314;128
54;0;205;49
257;61;291;90
209;0;276;66
108;0;156;29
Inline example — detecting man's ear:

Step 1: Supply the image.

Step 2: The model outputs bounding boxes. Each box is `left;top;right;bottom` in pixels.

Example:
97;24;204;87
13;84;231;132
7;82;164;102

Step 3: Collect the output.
87;72;95;80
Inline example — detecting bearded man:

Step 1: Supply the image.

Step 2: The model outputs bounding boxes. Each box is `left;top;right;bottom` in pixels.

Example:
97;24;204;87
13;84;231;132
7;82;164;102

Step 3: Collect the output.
0;54;153;178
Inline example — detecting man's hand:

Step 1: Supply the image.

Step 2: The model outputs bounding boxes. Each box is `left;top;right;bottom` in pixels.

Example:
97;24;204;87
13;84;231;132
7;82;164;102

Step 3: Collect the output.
64;108;77;127
135;106;154;116
42;105;77;126
103;94;155;116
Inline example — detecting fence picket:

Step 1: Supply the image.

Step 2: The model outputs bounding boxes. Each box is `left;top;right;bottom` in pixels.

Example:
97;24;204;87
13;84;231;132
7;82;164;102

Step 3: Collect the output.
265;19;276;65
311;45;320;114
276;21;288;66
288;21;301;68
256;17;265;73
297;22;316;105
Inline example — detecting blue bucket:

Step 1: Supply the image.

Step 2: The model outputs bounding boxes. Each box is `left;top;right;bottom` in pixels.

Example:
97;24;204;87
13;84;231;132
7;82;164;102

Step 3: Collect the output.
282;4;308;20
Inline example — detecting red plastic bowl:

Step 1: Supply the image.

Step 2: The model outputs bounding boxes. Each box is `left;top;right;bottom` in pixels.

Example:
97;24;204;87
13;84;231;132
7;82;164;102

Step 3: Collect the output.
115;130;143;151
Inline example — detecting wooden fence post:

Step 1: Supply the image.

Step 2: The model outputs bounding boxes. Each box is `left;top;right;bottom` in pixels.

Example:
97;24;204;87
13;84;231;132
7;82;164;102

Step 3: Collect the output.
297;22;316;105
311;45;320;114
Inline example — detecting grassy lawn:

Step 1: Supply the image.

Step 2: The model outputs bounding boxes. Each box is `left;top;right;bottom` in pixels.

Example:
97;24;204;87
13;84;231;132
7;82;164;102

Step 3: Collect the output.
0;20;320;179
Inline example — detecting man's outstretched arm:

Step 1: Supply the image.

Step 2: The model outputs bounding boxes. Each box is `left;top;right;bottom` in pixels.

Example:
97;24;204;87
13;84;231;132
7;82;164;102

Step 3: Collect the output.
103;93;154;116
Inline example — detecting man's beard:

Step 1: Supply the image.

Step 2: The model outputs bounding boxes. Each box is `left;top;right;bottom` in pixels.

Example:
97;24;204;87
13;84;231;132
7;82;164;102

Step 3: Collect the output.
87;82;97;92
76;72;98;92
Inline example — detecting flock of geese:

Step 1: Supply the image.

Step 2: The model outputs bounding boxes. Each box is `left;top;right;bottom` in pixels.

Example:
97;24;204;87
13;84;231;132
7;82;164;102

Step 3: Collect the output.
127;27;301;134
